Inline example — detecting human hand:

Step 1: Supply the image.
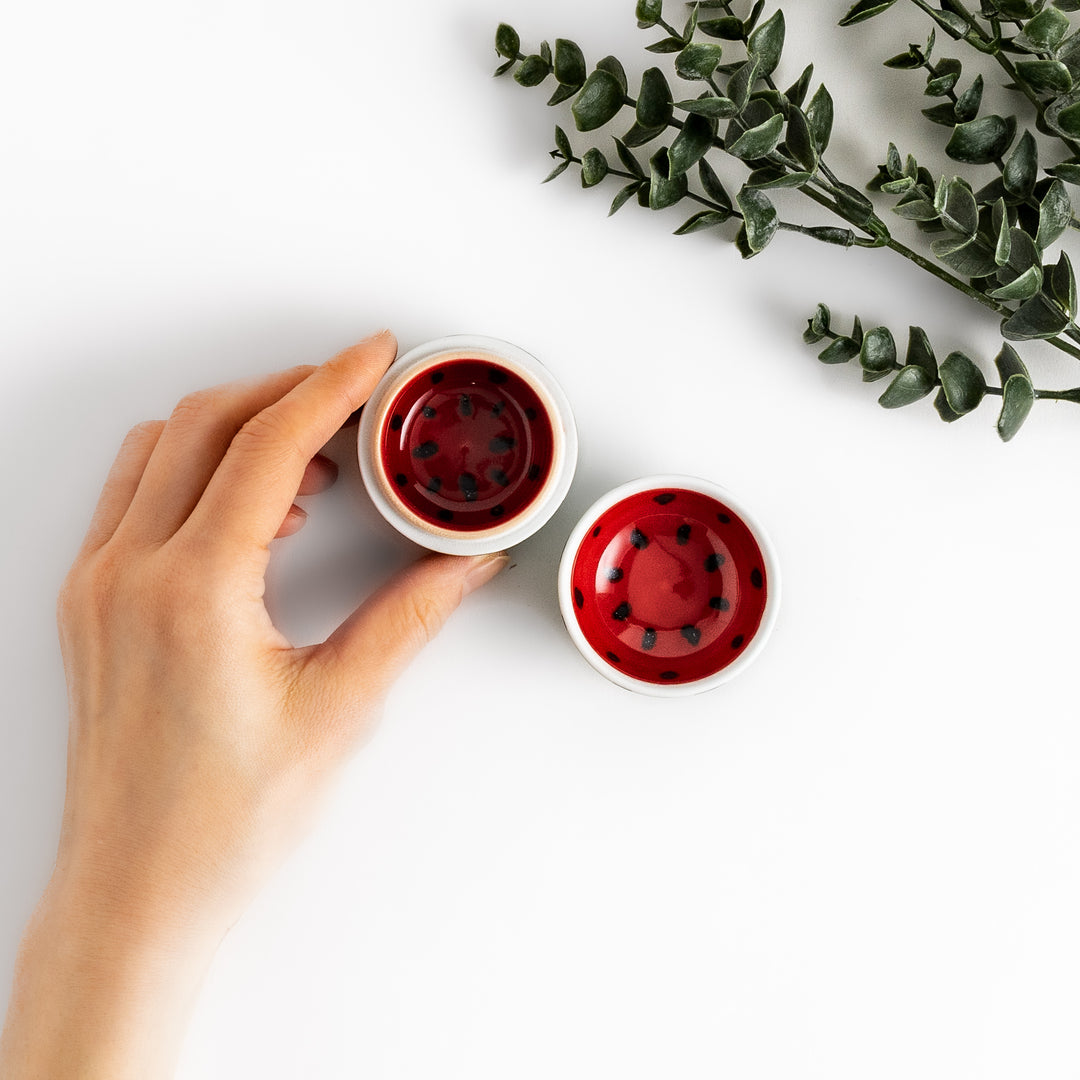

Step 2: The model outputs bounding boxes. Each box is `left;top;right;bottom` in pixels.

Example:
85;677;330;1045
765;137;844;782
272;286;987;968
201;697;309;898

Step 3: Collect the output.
0;331;508;1078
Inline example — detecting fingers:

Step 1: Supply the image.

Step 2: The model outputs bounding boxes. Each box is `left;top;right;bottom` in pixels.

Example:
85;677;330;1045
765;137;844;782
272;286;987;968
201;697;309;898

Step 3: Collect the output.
78;421;166;556
296;454;338;497
295;550;509;738
182;331;397;555
118;366;317;546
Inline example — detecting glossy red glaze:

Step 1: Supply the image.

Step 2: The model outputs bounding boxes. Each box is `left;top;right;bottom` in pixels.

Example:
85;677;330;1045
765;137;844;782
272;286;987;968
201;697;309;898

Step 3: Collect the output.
569;487;769;685
378;358;554;532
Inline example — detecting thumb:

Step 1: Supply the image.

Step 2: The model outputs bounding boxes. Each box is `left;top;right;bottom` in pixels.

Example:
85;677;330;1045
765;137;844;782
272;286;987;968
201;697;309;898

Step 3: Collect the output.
299;550;509;724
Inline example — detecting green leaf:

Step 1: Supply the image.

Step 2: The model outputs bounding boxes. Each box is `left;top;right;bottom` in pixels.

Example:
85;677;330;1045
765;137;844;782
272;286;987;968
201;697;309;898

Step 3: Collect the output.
953;74;984;123
906;325;938;379
804;303;832;343
859;326;898;381
1001;292;1071;339
744;0;766;33
987;263;1043;299
1002;130;1038;200
637;67;674;129
514;54;551;87
615;138;645;178
676;42;725;81
785;106;818;171
818;336;860;364
649;148;689;209
547;83;578;106
683;4;701;43
1037;178;1072;249
805;84;834;154
727;112;784;159
786;64;814;107
931;234;999;277
572;70;626;131
835;182;876;226
839;0;900;25
893;192;940;221
1054;100;1080;137
946;115;1017;165
699;17;745;39
609;182;641;216
674;209;731;233
938;351;987;415
581;147;609;187
746;169;813;189
596;56;628;93
1007;226;1040;273
802;226;856;246
735;186;779;253
747;10;785;76
995;201;1013;265
884;46;925;70
554;39;586;88
1048;162;1080;184
494;58;515;77
622;121;666;147
540;41;552;65
636;0;663;28
933;389;963;422
1052;250;1077;315
542;159;569;183
726;59;760;111
994;344;1035;442
675;95;740;118
495;24;520;60
699;158;733;209
925;58;962;97
922;102;960;127
879;365;936;407
1014;7;1070;51
1016;59;1073;94
668;113;716;177
555;126;573;161
938;177;978;236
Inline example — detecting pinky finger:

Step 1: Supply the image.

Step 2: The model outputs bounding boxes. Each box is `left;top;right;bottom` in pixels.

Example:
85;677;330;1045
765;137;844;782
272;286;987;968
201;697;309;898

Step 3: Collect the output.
79;421;166;556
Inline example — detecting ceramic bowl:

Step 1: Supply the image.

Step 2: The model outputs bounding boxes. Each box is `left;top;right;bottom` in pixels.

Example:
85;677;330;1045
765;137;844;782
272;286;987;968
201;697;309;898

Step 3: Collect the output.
558;475;780;696
358;335;578;555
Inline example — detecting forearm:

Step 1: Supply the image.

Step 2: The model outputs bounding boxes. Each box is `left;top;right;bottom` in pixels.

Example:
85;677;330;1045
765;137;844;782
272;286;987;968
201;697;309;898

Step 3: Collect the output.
0;874;221;1079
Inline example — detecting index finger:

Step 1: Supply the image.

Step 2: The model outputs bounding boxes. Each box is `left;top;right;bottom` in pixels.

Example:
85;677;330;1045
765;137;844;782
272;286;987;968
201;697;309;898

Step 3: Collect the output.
181;330;397;552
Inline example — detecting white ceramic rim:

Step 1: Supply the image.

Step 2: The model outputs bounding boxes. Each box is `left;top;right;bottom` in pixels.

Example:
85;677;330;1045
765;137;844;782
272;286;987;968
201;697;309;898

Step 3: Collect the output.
557;474;781;698
358;335;578;556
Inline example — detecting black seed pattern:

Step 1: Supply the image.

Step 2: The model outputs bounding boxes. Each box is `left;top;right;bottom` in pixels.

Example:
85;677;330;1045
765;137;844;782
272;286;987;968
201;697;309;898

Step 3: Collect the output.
709;596;730;611
606;651;621;664
489;435;515;453
529;464;542;481
489;368;508;384
653;493;676;505
489;467;510;487
606;568;623;583
630;528;649;550
438;509;454;522
641;628;657;651
394;473;407;487
731;635;745;649
751;568;764;589
414;440;439;459
574;587;584;609
717;512;731;524
612;601;631;621
491;400;506;417
591;525;601;537
681;625;701;647
525;407;538;420
458;473;478;501
676;524;691;545
660;671;678;681
421;405;436;419
490;505;505;518
705;552;725;572
426;477;442;493
430;370;444;384
459;394;473;417
390;414;404;431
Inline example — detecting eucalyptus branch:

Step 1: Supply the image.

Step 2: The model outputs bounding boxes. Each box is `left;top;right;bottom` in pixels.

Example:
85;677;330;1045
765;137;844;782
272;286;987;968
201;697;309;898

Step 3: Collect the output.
493;0;1080;441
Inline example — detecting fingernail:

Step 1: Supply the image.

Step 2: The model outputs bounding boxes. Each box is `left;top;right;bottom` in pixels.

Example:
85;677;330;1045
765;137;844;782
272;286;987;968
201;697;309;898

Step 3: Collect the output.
463;551;510;596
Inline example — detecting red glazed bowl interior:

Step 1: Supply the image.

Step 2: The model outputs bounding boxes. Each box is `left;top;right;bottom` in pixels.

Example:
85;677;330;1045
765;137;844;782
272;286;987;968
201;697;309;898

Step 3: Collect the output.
568;485;770;686
378;357;556;533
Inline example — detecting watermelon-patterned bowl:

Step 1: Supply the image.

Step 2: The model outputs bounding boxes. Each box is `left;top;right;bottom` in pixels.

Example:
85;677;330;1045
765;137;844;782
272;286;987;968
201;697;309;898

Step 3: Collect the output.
558;476;780;696
358;335;577;555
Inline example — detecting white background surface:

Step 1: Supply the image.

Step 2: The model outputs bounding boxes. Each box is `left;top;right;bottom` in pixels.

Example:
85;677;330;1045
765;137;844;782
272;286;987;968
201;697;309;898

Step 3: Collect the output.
2;1;1079;1077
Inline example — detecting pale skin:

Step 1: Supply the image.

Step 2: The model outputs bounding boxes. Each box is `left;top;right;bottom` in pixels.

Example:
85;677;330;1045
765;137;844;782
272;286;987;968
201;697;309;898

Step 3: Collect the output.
0;330;508;1078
